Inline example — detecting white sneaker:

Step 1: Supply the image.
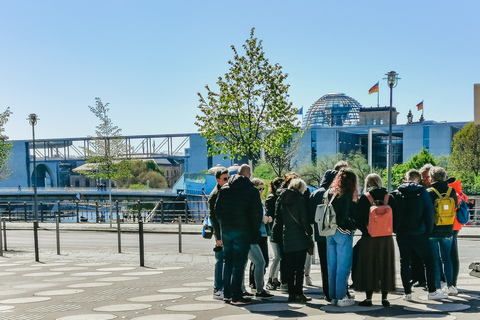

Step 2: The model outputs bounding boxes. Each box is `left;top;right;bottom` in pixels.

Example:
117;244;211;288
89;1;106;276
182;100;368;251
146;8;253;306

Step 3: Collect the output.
440;281;447;290
403;293;413;301
428;289;448;300
305;275;313;286
447;286;458;296
337;296;355;307
213;290;224;300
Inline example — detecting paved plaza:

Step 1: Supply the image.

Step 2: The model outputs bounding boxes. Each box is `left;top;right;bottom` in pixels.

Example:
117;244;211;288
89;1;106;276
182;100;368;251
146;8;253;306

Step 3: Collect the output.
0;223;479;320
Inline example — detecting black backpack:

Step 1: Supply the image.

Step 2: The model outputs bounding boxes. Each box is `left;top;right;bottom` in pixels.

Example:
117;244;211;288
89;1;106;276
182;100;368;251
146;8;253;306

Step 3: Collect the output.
396;189;424;233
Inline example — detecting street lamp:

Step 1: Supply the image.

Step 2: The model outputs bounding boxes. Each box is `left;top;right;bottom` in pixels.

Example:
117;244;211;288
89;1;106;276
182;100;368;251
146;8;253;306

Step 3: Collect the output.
386;71;399;192
28;113;40;262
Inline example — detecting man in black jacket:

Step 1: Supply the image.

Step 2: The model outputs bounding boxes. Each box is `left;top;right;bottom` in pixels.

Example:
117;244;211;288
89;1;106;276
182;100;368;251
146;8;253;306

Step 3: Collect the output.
214;164;263;305
392;169;446;301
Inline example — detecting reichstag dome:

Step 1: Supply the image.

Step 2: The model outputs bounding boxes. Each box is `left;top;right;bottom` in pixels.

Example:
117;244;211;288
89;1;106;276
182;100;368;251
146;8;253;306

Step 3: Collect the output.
303;93;361;127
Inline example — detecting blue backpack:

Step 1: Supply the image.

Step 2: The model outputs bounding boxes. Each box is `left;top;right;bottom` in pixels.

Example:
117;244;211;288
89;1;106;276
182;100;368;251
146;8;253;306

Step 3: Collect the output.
456;199;470;224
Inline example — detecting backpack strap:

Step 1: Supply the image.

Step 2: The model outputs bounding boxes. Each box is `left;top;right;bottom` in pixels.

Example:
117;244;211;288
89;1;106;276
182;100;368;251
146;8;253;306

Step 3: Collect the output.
446;187;453;197
430;187;442;198
365;192;375;206
383;193;390;204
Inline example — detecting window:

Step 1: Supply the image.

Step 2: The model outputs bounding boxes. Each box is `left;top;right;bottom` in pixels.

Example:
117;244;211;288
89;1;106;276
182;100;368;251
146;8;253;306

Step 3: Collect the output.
311;130;317;164
423;126;430;149
373;119;377;125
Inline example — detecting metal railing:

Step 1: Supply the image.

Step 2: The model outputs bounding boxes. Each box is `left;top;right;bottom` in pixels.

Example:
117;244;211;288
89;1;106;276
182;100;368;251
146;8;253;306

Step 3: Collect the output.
0;199;209;224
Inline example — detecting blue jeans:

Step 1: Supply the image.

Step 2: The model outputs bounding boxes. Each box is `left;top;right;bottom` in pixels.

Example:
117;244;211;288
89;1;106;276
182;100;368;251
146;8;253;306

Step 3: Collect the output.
429;236;453;288
247;244;266;291
214;249;224;291
327;230;353;300
222;230;250;301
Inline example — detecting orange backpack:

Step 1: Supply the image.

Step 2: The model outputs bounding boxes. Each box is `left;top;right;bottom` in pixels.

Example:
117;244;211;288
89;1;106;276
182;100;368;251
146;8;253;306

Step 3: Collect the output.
365;192;393;237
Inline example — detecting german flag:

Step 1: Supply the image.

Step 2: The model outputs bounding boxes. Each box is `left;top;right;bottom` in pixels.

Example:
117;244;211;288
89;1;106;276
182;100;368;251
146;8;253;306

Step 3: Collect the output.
417;101;424;111
368;82;379;94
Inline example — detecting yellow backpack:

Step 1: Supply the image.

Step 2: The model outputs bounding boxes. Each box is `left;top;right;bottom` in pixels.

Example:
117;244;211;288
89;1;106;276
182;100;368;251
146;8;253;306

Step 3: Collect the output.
430;187;455;226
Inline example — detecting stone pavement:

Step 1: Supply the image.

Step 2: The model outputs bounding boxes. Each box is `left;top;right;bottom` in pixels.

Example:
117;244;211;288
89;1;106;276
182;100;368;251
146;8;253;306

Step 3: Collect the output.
0;223;479;320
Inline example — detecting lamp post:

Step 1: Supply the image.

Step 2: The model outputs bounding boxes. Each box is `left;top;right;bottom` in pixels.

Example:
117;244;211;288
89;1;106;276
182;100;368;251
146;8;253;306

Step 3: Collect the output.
386;71;399;192
28;113;40;262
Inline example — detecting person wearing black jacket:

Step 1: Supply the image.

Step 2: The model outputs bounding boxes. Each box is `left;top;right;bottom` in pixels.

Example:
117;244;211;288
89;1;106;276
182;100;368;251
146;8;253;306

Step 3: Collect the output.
214;164;263;305
208;168;229;300
427;166;458;296
272;178;312;303
392;169;446;301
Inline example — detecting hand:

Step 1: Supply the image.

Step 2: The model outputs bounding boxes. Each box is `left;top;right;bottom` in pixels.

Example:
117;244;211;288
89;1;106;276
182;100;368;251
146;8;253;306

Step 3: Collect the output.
216;240;223;247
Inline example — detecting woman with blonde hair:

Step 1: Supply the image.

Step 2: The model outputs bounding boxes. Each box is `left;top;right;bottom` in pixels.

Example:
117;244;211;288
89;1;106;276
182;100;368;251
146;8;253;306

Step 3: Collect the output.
353;173;399;307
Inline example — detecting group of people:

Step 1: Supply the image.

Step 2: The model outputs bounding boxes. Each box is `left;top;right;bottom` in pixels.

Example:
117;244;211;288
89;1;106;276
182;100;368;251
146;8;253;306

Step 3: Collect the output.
207;161;467;307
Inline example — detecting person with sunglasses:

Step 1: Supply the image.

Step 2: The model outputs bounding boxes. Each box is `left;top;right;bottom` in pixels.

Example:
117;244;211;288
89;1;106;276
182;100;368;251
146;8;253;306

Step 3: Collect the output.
208;168;229;300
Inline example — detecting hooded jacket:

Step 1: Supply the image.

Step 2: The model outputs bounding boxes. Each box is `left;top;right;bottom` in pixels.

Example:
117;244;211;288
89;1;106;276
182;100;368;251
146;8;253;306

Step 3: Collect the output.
392;181;434;236
448;179;469;231
214;174;263;243
428;180;458;238
272;188;312;253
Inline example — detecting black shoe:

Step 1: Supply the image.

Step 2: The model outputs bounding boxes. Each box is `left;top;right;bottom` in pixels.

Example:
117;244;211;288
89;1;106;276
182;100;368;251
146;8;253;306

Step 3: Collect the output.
231;297;252;305
255;290;274;299
358;299;372;307
382;299;390;307
243;291;254;297
266;282;277;290
223;297;231;303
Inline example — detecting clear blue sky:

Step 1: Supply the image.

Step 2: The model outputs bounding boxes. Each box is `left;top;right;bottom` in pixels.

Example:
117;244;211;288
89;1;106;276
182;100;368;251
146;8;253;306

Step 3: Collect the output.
1;0;478;140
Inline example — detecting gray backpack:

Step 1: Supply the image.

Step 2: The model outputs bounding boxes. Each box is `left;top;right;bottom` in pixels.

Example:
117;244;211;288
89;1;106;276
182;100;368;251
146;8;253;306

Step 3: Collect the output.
315;191;337;236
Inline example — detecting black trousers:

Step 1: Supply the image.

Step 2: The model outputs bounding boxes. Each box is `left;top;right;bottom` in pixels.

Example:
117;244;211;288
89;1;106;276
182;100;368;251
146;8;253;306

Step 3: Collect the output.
396;234;436;294
316;238;329;300
283;249;307;296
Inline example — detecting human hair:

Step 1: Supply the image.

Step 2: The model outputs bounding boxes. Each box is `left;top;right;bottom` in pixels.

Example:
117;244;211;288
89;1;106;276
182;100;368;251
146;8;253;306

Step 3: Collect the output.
429;166;447;182
270;177;284;194
287;178;307;194
405;169;421;182
238;164;251;177
334;160;348;172
215;168;229;179
330;168;358;200
364;173;382;190
281;172;298;188
419;163;433;175
251;178;264;188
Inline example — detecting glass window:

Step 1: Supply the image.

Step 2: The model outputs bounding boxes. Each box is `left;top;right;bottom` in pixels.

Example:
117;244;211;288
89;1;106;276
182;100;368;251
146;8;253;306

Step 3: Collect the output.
423;126;430;149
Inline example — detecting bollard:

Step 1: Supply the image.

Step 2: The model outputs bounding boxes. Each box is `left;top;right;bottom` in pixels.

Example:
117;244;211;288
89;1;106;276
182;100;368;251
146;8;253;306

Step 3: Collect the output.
95;201;99;223
0;218;3;256
160;200;164;223
34;220;39;262
116;201;121;253
7;202;11;222
24;202;27;222
178;215;182;253
55;213;60;255
2;218;6;251
76;201;79;223
138;200;144;267
184;199;188;224
57;201;61;223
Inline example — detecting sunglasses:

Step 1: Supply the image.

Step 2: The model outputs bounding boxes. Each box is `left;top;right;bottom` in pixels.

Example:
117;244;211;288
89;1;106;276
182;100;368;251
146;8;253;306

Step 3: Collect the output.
222;177;228;181
256;187;265;191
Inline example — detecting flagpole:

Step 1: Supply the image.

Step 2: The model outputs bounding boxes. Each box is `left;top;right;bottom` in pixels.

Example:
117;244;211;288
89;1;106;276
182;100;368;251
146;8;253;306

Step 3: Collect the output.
377;86;380;107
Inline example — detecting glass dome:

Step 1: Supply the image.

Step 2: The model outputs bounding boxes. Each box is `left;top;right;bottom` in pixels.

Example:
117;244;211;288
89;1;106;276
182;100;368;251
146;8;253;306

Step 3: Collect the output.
303;93;361;127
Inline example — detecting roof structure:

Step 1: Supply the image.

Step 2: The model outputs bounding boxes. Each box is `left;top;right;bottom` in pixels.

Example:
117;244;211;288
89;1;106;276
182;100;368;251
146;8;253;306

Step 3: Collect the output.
303;93;361;127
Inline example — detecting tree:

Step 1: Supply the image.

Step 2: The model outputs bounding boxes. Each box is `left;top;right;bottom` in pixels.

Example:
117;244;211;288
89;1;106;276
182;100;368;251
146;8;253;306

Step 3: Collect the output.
265;129;306;177
195;28;300;164
0;108;12;180
81;98;132;183
115;160;167;189
383;148;437;189
451;122;480;176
